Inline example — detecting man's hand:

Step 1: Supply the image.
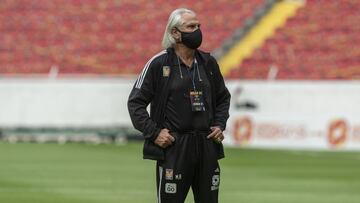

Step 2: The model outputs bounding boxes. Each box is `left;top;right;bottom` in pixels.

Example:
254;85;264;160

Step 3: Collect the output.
207;126;224;143
154;128;175;148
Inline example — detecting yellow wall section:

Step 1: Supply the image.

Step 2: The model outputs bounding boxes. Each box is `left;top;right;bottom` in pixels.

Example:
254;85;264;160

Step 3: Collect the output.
219;0;305;76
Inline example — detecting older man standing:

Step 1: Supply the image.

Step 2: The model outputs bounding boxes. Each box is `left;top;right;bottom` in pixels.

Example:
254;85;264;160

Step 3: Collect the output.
128;8;230;203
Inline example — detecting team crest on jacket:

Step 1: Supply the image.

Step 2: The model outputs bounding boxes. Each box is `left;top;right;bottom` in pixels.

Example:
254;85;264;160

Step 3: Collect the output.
163;66;170;77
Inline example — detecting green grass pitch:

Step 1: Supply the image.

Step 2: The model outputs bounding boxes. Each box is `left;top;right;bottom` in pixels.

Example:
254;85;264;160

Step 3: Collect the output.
1;141;360;203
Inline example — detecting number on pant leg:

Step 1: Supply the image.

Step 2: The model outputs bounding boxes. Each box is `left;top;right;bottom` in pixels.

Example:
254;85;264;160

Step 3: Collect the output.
165;183;177;194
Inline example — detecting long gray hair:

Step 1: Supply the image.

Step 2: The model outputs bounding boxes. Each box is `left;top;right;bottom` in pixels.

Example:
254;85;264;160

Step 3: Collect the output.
162;8;196;49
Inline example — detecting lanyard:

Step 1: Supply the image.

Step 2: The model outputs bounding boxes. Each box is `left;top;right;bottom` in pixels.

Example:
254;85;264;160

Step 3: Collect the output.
176;56;202;90
187;61;197;90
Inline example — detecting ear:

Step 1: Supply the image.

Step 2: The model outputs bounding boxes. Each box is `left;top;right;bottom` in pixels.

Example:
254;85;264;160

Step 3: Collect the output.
171;27;181;42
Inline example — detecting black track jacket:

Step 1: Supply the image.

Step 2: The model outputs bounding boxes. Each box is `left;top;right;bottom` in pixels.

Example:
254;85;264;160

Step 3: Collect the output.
128;48;231;160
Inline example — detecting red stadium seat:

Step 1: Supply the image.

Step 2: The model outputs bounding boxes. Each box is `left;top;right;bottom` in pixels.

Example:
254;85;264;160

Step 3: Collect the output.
230;0;360;79
0;0;264;75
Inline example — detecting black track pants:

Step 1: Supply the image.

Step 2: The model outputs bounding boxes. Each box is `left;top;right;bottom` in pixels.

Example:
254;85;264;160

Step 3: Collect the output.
156;131;221;203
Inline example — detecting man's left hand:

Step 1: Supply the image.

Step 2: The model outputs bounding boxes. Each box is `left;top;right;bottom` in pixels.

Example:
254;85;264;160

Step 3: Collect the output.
207;126;224;143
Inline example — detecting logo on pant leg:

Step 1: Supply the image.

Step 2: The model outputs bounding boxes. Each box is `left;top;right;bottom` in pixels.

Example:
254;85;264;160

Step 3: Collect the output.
165;183;177;194
211;175;220;191
165;169;173;180
175;174;182;180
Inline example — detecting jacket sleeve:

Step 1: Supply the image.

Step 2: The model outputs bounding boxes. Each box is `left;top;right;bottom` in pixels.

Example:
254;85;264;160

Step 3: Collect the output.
211;57;231;131
127;59;161;141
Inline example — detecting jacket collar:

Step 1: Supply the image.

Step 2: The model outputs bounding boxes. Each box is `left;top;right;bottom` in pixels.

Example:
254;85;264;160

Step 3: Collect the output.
166;47;211;66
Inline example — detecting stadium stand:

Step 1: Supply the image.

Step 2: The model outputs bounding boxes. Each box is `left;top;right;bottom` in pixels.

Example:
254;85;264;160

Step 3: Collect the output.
0;0;264;75
228;0;360;79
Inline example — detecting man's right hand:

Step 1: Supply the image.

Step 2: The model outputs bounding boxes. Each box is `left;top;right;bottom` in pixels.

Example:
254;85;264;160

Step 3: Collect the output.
154;128;175;148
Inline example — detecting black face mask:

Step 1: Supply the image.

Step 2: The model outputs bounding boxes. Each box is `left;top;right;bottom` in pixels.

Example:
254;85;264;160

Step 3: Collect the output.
176;27;202;49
